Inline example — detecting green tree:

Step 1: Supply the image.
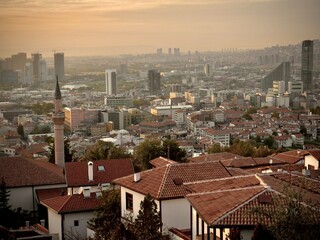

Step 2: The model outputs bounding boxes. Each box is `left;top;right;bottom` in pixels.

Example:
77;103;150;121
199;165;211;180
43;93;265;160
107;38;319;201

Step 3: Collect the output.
17;124;24;138
0;178;15;228
228;139;256;157
161;139;186;163
264;136;275;149
133;139;163;170
88;190;123;240
253;185;320;240
133;194;162;240
208;143;224;154
300;124;307;136
84;140;131;161
47;137;75;163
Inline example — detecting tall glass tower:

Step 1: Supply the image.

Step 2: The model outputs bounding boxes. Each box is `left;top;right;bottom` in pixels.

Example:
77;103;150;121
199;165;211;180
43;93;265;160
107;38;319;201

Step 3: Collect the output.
301;40;313;92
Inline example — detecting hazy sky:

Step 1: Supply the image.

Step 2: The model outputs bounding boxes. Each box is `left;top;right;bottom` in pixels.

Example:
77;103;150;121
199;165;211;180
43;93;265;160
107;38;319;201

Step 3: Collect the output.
0;0;319;57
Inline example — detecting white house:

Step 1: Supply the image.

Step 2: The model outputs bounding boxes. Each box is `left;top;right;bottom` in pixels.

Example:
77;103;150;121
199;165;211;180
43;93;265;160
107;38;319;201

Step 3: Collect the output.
304;149;320;170
113;161;232;233
41;192;100;240
0;156;66;212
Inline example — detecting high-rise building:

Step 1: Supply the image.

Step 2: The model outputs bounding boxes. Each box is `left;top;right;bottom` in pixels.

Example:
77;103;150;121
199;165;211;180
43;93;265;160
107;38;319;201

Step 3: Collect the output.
148;69;161;94
301;40;313;92
174;48;180;56
32;53;42;85
52;76;65;168
261;61;291;92
105;69;117;95
11;52;26;71
168;48;172;55
204;63;213;77
54;52;65;82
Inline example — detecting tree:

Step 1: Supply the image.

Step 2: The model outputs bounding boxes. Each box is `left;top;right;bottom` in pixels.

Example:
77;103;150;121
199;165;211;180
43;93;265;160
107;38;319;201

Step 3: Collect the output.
133;194;162;240
161;139;186;163
300;124;307;136
264;136;275;149
17;124;24;138
88;190;123;240
84;140;131;161
208;143;224;154
252;185;320;240
47;137;75;163
0;178;15;228
134;138;186;170
133;139;163;170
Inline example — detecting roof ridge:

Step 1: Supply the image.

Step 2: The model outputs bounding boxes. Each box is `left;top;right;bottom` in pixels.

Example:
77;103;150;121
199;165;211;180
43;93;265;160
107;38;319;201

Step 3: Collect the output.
211;187;268;225
57;194;75;213
187;185;265;197
157;164;171;198
183;174;257;185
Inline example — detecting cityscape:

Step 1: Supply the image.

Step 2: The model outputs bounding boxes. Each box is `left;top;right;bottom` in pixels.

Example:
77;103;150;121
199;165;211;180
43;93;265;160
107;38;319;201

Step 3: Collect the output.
1;0;320;240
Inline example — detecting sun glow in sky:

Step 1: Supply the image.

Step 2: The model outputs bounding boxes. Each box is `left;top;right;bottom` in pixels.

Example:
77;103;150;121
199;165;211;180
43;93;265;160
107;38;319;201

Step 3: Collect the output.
0;0;319;57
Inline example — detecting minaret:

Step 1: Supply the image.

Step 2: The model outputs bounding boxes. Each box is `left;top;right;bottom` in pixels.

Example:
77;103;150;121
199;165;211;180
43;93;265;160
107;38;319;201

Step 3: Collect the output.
52;76;65;168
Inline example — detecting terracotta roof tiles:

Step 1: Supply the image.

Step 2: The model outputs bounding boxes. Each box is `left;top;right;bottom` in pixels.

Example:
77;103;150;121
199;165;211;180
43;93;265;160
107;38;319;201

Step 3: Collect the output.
0;157;65;187
113;161;231;200
65;158;134;187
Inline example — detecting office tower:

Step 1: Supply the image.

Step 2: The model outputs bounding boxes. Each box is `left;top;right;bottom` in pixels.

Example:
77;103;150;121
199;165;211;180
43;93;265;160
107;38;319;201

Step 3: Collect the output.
105;69;117;95
52;77;65;168
261;61;290;92
11;52;27;71
39;59;47;82
288;81;303;94
54;52;65;82
174;48;180;56
204;63;213;77
301;40;313;92
168;48;172;55
32;53;42;85
119;63;127;74
157;48;162;55
23;63;33;85
148;69;161;94
273;81;285;94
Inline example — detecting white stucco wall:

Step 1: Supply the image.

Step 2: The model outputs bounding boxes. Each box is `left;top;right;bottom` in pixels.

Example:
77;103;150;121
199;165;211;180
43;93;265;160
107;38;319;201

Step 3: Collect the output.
161;198;190;230
120;187;153;220
48;209;62;240
8;187;34;211
305;155;319;170
8;183;67;212
64;211;94;240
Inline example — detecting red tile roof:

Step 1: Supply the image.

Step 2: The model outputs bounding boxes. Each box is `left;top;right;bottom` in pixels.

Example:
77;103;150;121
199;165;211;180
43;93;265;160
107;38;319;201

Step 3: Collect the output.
185;175;260;193
36;187;67;202
186;186;266;225
65;158;134;187
271;150;305;164
149;157;177;168
0;157;65;187
41;193;100;213
113;161;231;200
188;152;241;163
306;149;320;161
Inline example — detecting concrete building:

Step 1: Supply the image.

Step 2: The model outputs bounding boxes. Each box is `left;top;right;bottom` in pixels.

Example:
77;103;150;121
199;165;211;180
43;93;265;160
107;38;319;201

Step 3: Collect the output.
288;81;303;93
261;61;290;92
151;105;193;118
105;69;117;95
148;69;161;94
301;40;313;92
32;53;42;85
100;109;131;130
104;95;134;108
273;81;285;94
54;52;65;82
64;107;99;132
204;63;213;77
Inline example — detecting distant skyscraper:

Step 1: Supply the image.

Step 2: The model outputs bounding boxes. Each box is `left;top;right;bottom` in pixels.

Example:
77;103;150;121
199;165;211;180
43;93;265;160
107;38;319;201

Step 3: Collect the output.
32;53;42;85
204;64;213;77
173;48;180;56
261;61;291;92
148;69;161;94
301;40;313;92
54;52;65;82
105;69;117;95
11;52;26;71
168;48;172;55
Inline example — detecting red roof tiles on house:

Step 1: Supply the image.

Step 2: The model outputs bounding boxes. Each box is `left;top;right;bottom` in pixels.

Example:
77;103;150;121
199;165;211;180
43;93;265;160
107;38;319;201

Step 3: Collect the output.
65;158;134;187
0;157;65;187
186;186;266;225
149;157;177;168
113;161;231;200
41;193;100;213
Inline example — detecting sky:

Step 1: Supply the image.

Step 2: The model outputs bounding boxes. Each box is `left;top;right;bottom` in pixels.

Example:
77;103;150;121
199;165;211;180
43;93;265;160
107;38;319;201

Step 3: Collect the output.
0;0;319;57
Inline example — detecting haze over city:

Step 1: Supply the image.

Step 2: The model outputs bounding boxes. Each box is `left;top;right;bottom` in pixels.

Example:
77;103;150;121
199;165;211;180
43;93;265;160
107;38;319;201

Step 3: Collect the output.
1;0;320;57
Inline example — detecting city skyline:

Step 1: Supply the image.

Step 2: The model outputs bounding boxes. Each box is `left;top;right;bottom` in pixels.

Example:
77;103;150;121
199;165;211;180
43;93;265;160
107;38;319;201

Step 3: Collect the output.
1;0;320;57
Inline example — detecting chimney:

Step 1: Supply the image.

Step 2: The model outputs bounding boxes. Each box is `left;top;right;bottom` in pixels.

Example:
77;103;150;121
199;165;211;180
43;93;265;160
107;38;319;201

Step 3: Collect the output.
82;187;91;198
88;161;93;181
134;172;141;182
40;219;45;227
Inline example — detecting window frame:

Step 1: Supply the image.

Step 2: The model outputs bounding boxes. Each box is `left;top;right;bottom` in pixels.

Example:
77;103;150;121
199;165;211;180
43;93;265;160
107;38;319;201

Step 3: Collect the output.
125;192;133;211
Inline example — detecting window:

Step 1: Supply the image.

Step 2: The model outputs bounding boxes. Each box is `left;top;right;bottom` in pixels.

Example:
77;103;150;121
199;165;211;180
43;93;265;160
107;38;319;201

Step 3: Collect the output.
98;165;105;172
126;192;133;211
74;220;79;226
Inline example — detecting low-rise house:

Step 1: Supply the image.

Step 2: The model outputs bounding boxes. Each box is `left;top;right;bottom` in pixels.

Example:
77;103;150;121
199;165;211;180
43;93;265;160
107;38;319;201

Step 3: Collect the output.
0;157;66;212
291;133;304;146
200;128;230;147
113;161;232;232
304;149;320;170
274;135;292;148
